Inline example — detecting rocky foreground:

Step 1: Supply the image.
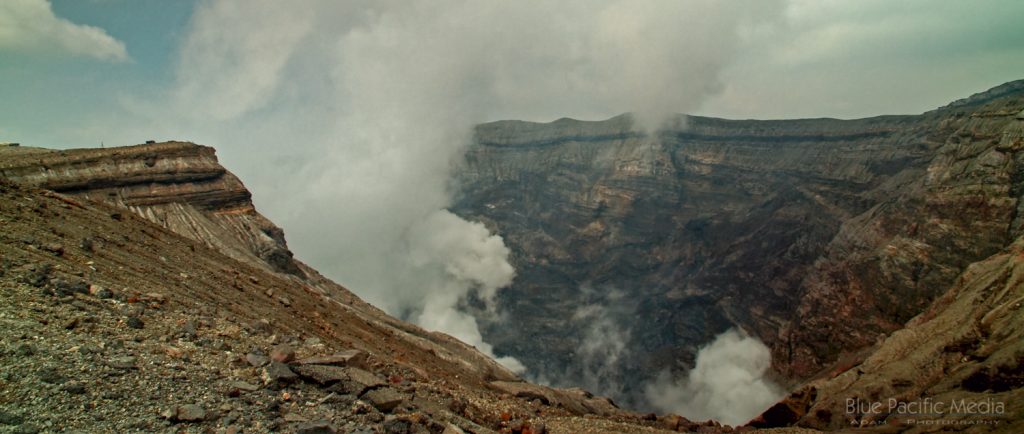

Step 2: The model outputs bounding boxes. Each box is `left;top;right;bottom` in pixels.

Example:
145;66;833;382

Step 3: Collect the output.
0;147;761;433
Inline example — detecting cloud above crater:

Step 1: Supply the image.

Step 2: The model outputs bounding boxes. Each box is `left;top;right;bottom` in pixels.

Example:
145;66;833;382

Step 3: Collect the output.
0;0;128;61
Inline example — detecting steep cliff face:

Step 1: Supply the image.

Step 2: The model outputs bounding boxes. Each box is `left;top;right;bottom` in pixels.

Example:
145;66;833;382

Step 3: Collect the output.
451;80;1024;405
783;90;1024;378
0;142;302;277
761;233;1024;431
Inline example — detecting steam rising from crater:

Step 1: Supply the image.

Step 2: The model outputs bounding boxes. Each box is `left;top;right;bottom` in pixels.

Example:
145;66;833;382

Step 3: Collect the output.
532;287;634;399
645;329;784;426
151;0;785;374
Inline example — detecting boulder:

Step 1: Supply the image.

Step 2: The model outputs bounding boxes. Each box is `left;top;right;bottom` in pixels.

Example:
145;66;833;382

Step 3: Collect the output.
343;367;386;391
293;349;369;369
292;364;349;385
270;344;295;363
295;420;337;434
362;387;407;413
262;361;298;386
173;404;206;422
246;352;270;367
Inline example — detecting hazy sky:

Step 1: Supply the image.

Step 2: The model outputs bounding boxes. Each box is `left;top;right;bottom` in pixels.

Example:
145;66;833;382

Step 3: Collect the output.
2;0;1022;151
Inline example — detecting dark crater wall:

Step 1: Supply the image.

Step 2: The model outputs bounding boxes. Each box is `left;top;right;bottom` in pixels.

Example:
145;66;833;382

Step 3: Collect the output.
450;80;1024;406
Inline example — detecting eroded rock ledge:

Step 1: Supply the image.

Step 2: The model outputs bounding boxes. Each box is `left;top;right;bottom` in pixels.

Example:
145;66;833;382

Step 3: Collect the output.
1;141;300;276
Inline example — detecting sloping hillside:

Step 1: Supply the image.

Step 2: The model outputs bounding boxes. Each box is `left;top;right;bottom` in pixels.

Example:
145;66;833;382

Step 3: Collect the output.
0;147;694;433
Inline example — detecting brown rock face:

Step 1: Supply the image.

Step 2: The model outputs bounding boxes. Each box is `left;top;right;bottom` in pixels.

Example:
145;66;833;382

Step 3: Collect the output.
785;235;1024;432
0;141;524;387
0;141;303;276
781;92;1024;378
451;80;1024;403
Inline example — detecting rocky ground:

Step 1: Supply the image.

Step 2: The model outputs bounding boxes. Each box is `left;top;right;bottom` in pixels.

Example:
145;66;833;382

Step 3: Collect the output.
0;175;747;433
0;177;502;433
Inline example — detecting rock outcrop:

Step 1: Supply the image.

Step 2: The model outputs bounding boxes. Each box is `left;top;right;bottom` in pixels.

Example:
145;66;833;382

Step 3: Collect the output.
451;80;1024;405
768;233;1024;431
0;142;304;277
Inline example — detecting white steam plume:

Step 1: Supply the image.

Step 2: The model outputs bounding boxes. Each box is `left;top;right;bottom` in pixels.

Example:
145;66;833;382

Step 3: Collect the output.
407;210;523;372
568;290;632;398
118;0;786;374
645;329;784;426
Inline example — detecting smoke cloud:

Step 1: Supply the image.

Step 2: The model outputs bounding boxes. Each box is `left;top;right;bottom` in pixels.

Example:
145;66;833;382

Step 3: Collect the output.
550;287;634;399
102;0;787;374
645;329;784;426
407;210;523;372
